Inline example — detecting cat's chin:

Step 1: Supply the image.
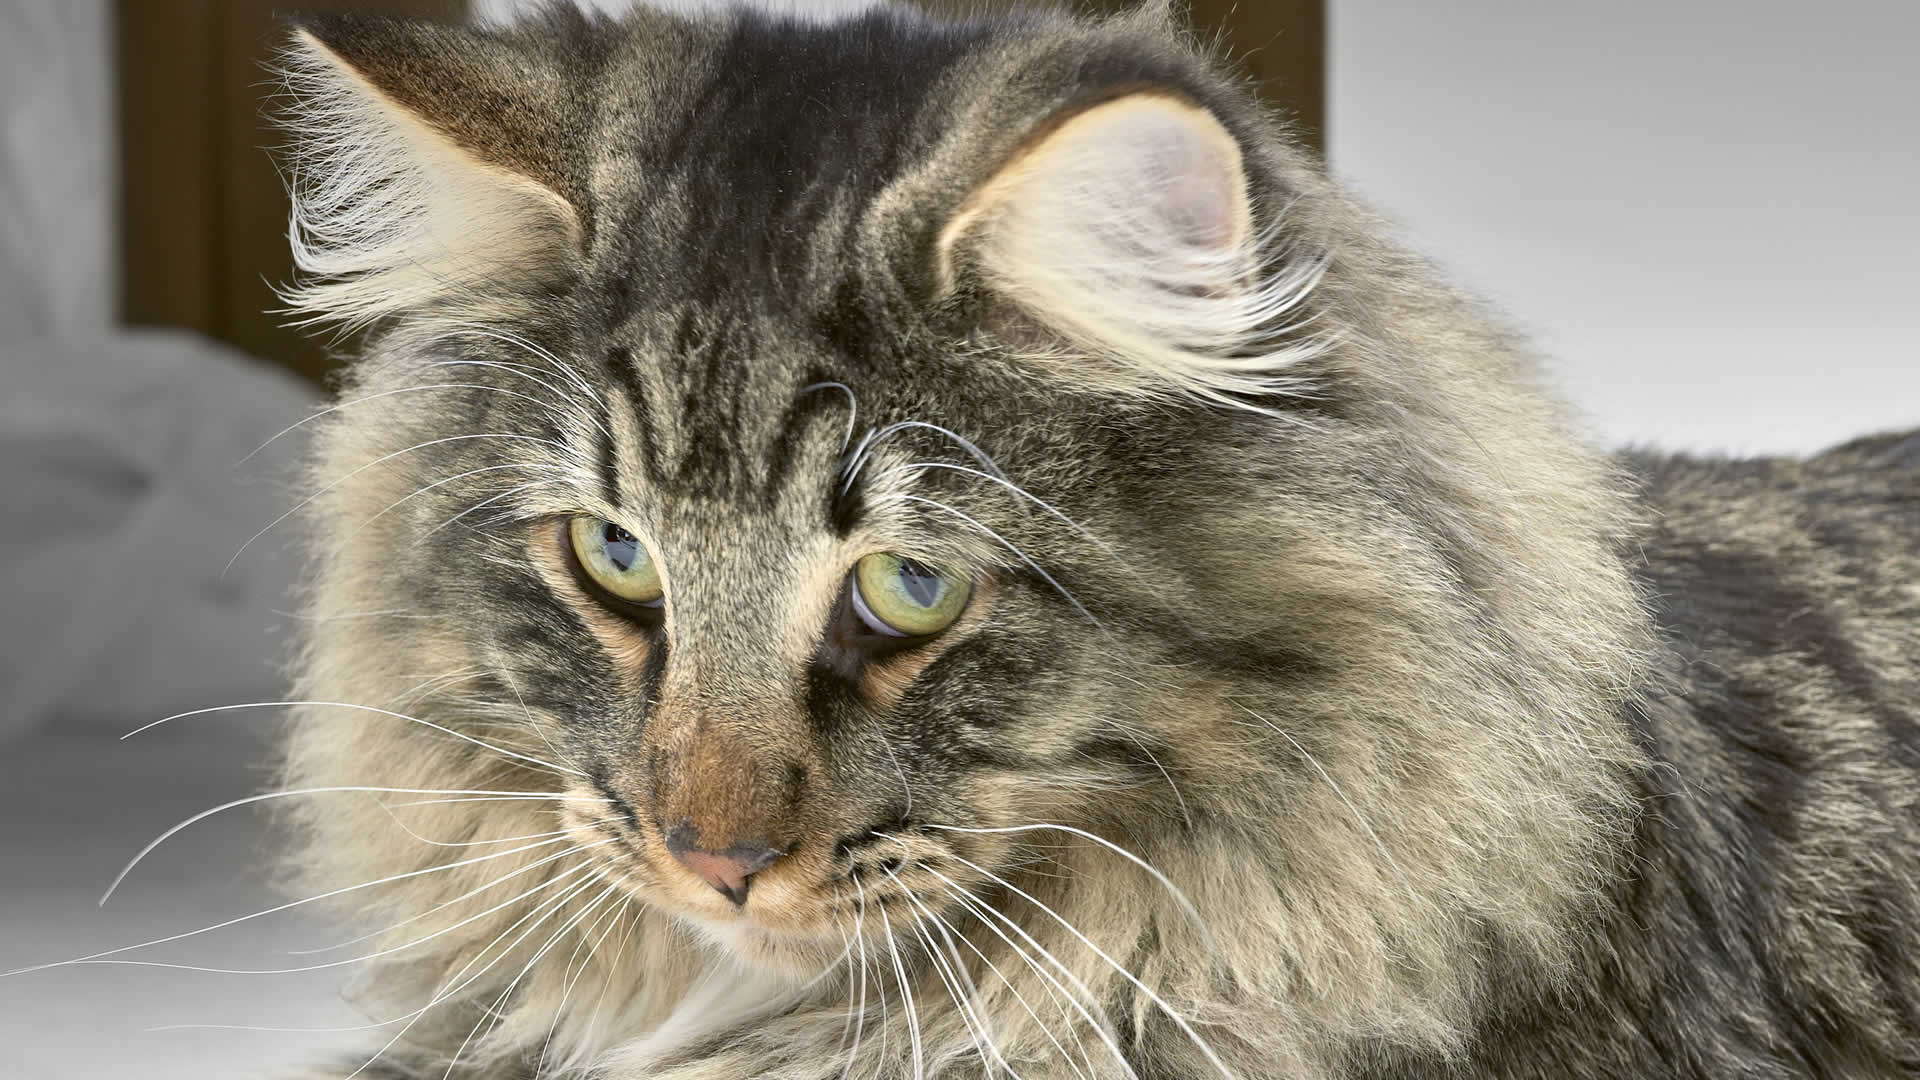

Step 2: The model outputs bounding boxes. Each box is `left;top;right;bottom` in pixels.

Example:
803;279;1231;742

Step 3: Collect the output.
679;912;845;978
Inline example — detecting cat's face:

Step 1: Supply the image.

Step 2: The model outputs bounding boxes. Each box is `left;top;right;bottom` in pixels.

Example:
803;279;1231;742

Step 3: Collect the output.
350;274;1306;974
283;6;1647;1004
284;6;1327;975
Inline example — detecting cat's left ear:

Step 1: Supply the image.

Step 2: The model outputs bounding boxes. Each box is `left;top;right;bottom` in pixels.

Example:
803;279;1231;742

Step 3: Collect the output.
276;15;590;330
935;91;1318;406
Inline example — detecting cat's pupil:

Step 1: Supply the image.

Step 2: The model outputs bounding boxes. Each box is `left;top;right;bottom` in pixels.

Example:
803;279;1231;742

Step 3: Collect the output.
600;522;641;573
896;558;944;608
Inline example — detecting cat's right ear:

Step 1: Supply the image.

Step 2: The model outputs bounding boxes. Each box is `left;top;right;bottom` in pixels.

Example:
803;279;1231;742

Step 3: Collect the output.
275;15;588;332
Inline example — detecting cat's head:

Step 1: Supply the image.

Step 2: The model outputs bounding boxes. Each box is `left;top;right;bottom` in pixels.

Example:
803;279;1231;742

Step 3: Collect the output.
279;0;1647;1019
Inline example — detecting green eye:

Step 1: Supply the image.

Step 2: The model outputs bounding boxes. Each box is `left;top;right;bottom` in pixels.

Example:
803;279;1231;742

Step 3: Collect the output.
568;516;664;606
851;552;972;638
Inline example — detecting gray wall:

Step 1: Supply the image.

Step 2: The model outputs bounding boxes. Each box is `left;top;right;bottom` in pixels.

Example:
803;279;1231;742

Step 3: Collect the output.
1330;0;1920;454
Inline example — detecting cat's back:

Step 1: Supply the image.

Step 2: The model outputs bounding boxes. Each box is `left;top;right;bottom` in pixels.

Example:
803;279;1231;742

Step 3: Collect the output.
1592;430;1920;1076
1630;428;1920;682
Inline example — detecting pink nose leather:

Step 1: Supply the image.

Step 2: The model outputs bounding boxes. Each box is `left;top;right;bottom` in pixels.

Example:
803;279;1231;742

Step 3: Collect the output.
678;850;754;899
664;825;786;906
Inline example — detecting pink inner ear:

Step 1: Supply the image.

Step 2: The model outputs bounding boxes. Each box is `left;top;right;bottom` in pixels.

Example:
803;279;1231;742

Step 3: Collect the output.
1122;108;1245;252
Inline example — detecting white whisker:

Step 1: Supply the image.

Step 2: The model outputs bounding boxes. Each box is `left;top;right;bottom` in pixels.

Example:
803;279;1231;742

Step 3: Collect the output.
223;432;565;577
236;381;569;468
945;854;1235;1079
535;881;630;1076
2;832;586;979
922;824;1213;955
877;897;925;1080
66;856;602;977
412;476;572;545
289;836;617;955
1233;703;1416;903
124;700;587;779
446;880;621;1078
98;787;604;907
873;493;1100;627
801;380;859;455
934;875;1133;1080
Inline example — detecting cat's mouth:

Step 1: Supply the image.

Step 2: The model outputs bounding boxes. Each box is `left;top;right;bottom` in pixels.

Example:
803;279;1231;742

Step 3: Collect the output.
564;799;983;975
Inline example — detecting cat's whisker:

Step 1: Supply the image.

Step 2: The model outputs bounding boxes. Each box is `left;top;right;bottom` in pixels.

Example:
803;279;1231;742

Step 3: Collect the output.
425;322;605;406
1106;723;1194;831
872;832;1090;1080
382;793;607;808
534;881;631;1077
841;419;1010;496
885;460;1177;611
873;492;1101;628
268;606;444;622
1232;703;1419;908
369;802;609;850
98;786;603;908
409;356;589;412
576;895;641;1068
852;876;887;1076
922;891;1085;1080
934;876;1131;1080
943;854;1237;1080
903;902;990;1076
138;870;604;1036
3;832;590;980
63;856;603;978
411;476;574;545
443;880;623;1079
499;668;589;778
352;461;572;535
835;885;870;1078
235;381;572;468
382;667;493;710
829;889;861;1056
921;824;1214;954
886;864;1009;1078
289;835;619;955
800;380;860;455
222;431;566;578
876;894;926;1080
123;700;587;779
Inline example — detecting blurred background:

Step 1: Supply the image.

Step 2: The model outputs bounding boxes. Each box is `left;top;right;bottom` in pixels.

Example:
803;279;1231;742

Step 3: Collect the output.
0;1;1912;1077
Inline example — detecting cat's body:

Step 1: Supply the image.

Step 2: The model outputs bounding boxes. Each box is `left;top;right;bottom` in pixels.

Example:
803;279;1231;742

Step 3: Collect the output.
1383;433;1920;1079
269;3;1918;1078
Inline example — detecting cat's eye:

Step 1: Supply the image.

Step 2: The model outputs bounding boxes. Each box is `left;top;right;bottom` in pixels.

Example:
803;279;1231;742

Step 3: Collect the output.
850;552;972;638
568;515;664;607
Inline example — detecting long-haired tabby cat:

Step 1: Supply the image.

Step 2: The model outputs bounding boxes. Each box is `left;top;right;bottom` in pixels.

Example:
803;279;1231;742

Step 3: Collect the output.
265;2;1919;1077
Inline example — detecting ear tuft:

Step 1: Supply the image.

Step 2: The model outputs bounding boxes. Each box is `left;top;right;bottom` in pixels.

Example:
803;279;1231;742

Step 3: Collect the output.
940;93;1323;409
274;23;583;334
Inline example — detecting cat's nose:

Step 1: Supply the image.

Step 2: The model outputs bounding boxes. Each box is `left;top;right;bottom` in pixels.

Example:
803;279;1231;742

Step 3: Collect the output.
663;823;786;906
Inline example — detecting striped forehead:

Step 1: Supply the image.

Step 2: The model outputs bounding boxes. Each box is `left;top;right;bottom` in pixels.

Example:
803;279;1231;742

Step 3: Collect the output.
593;310;854;519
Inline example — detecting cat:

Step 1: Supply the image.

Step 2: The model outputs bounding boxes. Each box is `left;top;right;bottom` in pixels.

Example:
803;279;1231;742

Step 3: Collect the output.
270;2;1920;1078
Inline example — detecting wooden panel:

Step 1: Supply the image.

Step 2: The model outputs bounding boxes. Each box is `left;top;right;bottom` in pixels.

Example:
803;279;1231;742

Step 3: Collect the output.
1188;0;1325;156
913;0;1325;156
118;0;220;336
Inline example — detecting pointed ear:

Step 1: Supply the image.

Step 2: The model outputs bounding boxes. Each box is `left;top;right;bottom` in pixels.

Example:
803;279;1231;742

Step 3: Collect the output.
937;92;1319;406
275;15;588;332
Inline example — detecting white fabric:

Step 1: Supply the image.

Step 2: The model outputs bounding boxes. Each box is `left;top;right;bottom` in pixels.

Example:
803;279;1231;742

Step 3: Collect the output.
0;330;319;738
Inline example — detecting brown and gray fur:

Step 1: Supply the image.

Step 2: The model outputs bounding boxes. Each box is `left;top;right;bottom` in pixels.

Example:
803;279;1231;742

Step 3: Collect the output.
267;2;1920;1077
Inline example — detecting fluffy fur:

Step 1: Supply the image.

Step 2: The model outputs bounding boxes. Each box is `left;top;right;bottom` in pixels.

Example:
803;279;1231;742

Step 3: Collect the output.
267;3;1918;1078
